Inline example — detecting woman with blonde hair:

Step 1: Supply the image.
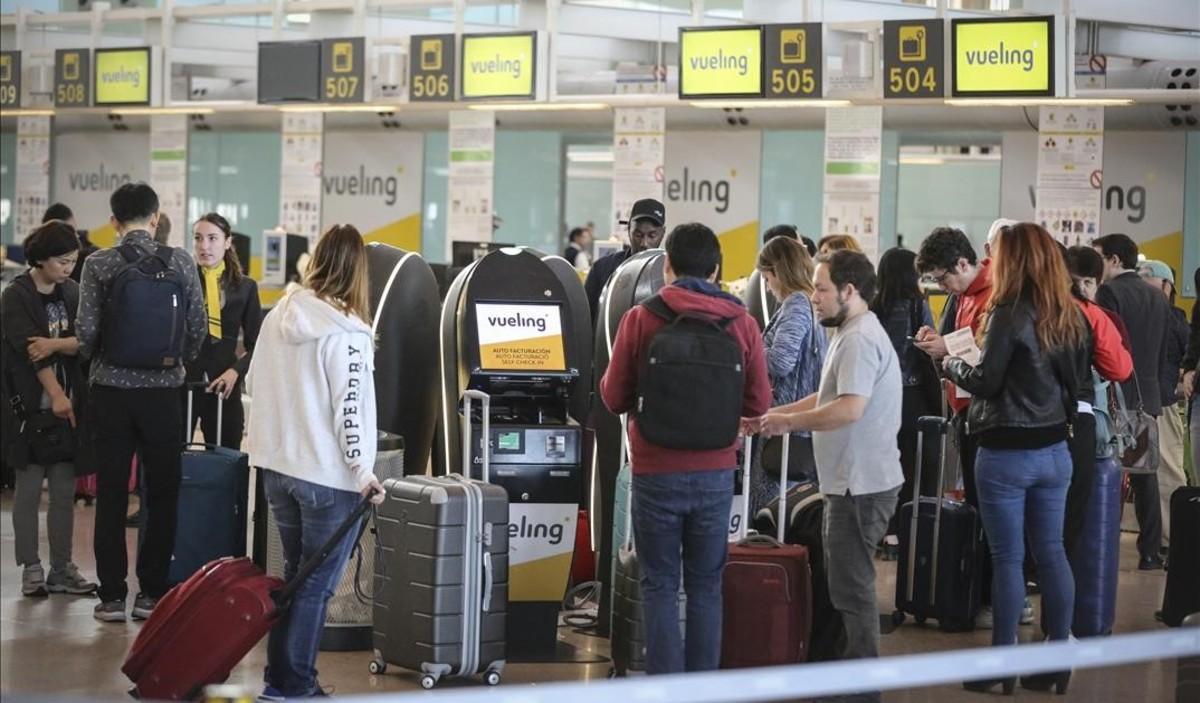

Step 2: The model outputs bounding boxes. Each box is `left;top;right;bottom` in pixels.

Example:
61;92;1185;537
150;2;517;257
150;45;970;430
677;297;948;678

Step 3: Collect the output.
944;223;1088;695
817;234;863;257
245;224;384;700
752;236;827;504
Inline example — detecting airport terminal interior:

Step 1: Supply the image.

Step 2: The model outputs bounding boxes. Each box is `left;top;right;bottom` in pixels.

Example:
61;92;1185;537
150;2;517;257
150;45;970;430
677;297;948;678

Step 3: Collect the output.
1;0;1199;701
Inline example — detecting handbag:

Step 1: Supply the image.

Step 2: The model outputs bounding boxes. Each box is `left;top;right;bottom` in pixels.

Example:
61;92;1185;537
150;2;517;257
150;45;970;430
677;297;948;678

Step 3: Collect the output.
1110;375;1158;474
25;409;77;465
762;433;816;481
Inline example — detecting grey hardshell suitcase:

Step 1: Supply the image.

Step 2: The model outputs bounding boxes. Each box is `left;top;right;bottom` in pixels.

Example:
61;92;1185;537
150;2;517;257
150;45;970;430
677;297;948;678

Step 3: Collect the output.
371;390;508;689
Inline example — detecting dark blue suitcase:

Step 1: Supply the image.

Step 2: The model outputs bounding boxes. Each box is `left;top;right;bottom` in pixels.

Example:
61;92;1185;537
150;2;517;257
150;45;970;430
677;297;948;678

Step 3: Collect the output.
893;416;982;632
1072;456;1122;637
168;388;250;585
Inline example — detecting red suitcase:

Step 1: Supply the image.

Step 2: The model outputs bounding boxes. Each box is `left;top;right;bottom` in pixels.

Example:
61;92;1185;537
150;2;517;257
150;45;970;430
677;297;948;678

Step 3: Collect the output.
123;492;374;700
721;435;813;669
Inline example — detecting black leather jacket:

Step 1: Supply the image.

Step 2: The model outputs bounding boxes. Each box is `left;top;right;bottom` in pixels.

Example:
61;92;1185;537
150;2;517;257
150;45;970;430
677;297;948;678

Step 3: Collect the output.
944;298;1088;436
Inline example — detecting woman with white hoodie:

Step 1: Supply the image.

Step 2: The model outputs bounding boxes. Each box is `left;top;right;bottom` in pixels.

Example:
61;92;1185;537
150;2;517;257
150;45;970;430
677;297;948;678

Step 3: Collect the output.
245;224;385;700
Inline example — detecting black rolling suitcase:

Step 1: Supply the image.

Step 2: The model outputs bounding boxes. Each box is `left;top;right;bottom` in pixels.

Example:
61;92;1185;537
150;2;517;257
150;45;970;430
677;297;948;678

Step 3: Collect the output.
892;415;981;632
1161;486;1200;627
371;390;508;689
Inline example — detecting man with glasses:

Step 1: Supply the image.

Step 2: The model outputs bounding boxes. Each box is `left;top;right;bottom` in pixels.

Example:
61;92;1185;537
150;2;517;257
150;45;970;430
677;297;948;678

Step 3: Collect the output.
584;198;666;322
911;225;1017;630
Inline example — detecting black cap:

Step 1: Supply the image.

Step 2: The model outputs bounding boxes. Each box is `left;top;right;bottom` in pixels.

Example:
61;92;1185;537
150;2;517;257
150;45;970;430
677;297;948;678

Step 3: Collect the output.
620;198;665;227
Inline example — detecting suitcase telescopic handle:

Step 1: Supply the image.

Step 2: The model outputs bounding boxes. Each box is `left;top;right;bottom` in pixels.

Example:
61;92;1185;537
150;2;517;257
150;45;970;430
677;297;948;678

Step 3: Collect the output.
775;434;789;543
462;390;491;483
738;434;753;540
185;381;224;447
273;489;378;609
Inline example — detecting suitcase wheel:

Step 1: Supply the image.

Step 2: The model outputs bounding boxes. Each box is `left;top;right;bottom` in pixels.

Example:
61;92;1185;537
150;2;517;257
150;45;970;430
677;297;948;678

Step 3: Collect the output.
915;615;927;625
368;660;386;675
891;611;906;628
484;670;502;686
420;674;438;690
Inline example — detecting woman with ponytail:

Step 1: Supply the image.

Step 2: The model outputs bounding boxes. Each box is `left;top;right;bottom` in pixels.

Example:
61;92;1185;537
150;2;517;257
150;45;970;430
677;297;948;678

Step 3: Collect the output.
187;213;262;449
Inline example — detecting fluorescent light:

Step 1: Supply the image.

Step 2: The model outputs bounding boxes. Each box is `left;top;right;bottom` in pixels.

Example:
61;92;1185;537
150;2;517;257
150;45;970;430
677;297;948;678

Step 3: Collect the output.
0;108;56;117
467;102;609;112
285;13;311;24
277;104;398;113
690;99;852;109
110;107;215;116
567;150;614;163
945;98;1134;107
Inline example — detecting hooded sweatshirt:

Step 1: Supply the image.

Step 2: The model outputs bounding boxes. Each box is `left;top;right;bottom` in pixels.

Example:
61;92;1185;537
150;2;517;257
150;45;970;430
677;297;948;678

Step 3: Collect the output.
600;282;772;475
245;288;378;493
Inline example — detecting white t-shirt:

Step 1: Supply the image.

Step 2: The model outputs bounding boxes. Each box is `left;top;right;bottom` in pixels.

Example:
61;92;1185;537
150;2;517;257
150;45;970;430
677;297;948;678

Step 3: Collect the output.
812;311;904;496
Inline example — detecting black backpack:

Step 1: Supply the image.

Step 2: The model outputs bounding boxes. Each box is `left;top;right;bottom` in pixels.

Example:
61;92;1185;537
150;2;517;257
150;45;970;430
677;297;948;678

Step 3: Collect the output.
635;295;745;450
101;243;188;369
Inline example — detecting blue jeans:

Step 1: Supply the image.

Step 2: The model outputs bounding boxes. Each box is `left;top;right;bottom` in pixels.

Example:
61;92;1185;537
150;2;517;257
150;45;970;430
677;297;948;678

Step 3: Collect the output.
262;471;362;696
631;468;733;674
975;442;1074;647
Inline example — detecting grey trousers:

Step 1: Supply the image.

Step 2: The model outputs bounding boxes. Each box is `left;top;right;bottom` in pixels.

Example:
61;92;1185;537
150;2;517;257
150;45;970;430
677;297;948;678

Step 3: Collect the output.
12;462;76;569
821;486;900;703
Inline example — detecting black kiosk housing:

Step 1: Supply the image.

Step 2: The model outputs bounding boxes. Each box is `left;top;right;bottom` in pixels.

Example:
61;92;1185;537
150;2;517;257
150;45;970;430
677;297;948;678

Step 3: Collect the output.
437;247;592;661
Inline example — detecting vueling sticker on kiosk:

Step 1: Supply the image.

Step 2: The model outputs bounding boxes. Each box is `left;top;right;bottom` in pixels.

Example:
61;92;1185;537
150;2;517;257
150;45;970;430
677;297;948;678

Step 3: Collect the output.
508;504;577;601
952;16;1054;97
476;303;566;372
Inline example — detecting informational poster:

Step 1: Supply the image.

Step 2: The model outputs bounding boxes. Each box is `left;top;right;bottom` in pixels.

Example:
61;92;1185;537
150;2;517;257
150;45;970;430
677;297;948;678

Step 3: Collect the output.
446;110;495;253
52;131;149;246
475;302;566;371
664;131;761;281
150;114;187;248
611;108;665;235
822;106;883;260
1035;107;1103;246
321;130;424;252
15;117;51;241
278;111;324;241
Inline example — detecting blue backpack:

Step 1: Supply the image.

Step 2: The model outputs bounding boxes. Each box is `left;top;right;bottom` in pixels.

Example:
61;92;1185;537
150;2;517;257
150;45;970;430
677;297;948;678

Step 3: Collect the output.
101;243;188;369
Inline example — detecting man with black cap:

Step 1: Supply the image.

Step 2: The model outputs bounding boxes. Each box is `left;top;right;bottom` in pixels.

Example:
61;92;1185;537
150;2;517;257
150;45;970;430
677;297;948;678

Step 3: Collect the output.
584;198;666;321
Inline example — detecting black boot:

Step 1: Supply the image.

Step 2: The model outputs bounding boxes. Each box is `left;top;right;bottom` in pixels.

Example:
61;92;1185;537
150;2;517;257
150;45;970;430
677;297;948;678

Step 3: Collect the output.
962;677;1016;695
1020;670;1071;695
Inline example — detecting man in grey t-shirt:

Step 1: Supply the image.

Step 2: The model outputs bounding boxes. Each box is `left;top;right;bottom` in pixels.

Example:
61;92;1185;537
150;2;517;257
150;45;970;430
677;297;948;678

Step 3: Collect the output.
756;250;902;702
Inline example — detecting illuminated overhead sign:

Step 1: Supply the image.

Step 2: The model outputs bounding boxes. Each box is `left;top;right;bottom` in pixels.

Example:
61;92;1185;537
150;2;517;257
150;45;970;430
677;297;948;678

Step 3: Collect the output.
679;26;764;99
320;37;365;103
884;19;944;98
952;16;1055;97
763;23;822;99
55;49;91;107
461;32;537;100
410;34;456;102
94;47;151;106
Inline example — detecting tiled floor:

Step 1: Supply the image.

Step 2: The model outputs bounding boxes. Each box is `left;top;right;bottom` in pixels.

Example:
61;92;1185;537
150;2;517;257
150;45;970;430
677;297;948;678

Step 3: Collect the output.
0;491;1181;701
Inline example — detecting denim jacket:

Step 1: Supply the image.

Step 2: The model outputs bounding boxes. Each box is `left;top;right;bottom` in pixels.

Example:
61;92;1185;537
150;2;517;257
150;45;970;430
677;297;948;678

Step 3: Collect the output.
762;292;828;413
879;298;935;387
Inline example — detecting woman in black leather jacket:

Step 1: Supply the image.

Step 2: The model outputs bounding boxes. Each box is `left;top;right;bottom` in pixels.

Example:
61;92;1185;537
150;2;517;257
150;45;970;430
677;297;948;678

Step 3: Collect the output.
944;223;1087;695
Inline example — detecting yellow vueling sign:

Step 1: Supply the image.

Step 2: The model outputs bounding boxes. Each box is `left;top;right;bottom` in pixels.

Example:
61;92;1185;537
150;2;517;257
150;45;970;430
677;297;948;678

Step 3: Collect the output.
94;48;150;105
679;27;763;98
461;33;536;99
952;17;1054;97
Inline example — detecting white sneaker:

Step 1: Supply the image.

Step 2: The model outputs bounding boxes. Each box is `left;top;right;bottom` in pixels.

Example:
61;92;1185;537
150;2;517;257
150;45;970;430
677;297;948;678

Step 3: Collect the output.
975;606;993;629
1020;597;1035;625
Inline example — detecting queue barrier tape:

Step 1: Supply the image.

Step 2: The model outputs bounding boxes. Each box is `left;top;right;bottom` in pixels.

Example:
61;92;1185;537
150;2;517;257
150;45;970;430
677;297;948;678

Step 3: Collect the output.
351;628;1197;702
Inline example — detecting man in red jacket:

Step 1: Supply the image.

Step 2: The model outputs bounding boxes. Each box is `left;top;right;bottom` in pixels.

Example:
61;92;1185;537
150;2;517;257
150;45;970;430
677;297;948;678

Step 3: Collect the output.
600;222;771;674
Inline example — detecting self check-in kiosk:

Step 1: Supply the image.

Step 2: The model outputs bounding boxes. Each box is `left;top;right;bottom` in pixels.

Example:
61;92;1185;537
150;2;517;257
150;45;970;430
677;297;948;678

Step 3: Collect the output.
590;249;665;637
437;247;592;661
366;243;441;474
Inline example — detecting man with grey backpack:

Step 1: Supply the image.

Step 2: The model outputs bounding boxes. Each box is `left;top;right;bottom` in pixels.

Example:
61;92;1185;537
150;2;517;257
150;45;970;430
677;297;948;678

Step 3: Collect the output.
76;182;206;623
